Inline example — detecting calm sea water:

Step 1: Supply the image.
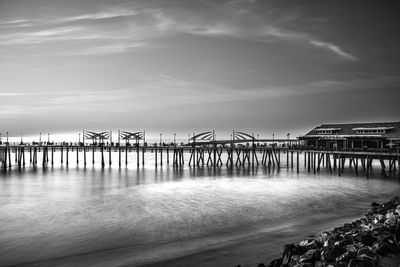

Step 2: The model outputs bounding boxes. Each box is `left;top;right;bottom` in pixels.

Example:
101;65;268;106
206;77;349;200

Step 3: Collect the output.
1;150;400;267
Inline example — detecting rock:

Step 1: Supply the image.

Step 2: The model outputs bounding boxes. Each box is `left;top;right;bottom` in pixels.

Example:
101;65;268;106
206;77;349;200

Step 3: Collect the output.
336;250;357;263
293;263;312;267
357;246;375;258
317;232;330;245
322;245;344;262
347;258;375;267
290;255;301;266
371;202;380;207
344;223;354;231
345;244;358;253
395;205;400;215
376;235;398;255
292;244;308;255
307;239;322;250
390;196;400;206
282;244;295;266
270;197;400;267
384;213;397;226
269;258;282;267
314;260;327;267
299;249;321;263
361;233;376;246
299;239;314;247
257;263;266;267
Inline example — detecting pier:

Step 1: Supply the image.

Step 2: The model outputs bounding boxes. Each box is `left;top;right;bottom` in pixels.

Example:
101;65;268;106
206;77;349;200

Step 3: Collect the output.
0;130;399;178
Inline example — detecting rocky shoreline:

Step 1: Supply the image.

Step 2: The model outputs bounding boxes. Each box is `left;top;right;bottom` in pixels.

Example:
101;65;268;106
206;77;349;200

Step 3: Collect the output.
252;197;400;267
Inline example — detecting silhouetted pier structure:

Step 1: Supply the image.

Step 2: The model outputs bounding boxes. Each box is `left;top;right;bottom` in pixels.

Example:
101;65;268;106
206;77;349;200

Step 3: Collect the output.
0;130;399;178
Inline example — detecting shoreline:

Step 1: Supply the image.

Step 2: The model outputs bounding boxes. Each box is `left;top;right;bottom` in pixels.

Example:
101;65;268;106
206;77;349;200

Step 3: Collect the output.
256;197;400;267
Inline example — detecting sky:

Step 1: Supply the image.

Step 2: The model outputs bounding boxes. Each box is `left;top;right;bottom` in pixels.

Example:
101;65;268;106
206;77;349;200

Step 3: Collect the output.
0;0;400;140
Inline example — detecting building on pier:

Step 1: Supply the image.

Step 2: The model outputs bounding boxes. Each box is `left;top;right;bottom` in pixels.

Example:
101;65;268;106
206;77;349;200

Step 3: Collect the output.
299;121;400;150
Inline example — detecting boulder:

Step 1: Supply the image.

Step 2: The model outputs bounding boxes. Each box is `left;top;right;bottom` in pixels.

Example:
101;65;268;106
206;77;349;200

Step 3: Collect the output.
307;239;322;250
375;235;398;255
390;196;400;206
361;233;376;246
299;249;321;263
282;244;295;266
347;258;375;267
292;244;308;255
314;261;327;267
269;258;282;267
395;205;400;215
371;202;380;207
336;250;357;263
384;213;397;226
322;245;344;262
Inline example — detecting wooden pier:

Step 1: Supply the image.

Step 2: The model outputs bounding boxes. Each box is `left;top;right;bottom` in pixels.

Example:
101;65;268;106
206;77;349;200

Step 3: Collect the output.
1;143;399;178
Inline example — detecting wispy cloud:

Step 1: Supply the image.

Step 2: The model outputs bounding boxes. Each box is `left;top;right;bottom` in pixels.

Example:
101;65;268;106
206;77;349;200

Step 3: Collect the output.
147;7;357;61
60;42;147;56
310;41;357;61
0;1;356;61
62;10;136;22
0;19;29;25
0;26;84;45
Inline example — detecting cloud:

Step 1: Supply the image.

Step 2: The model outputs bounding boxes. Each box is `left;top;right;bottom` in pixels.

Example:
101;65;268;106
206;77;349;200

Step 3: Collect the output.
0;19;29;25
310;41;357;61
0;26;84;45
148;7;357;61
0;1;357;61
60;42;147;56
54;9;138;24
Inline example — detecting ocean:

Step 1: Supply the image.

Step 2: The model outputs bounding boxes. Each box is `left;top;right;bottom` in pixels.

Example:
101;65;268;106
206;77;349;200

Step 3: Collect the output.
1;150;399;267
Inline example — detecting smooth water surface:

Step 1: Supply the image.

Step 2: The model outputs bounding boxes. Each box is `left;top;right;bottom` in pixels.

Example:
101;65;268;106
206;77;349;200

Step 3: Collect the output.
1;154;400;267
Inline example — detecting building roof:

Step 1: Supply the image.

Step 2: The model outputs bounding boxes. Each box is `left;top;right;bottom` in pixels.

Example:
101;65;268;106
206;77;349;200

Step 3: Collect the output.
301;121;400;139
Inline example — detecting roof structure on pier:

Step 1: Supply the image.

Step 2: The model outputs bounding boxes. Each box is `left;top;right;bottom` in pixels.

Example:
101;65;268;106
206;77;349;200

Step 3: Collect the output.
300;121;400;140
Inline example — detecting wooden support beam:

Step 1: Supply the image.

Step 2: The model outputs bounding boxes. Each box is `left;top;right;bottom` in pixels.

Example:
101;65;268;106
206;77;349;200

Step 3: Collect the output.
217;148;223;166
379;157;387;178
235;150;242;166
137;146;139;167
313;152;316;174
291;151;293;169
109;146;112;166
355;157;359;175
61;145;63;164
317;153;323;171
160;146;163;166
125;145;128;165
167;147;169;165
155;146;158;167
142;147;145;166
